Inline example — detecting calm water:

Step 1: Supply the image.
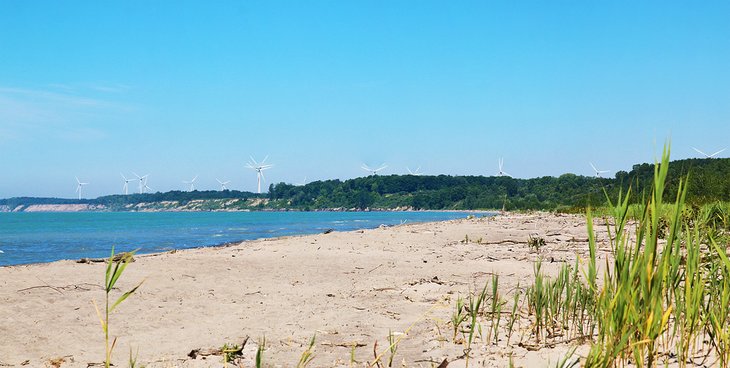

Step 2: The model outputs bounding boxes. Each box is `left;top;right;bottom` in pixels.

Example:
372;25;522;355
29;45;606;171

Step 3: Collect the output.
0;211;489;266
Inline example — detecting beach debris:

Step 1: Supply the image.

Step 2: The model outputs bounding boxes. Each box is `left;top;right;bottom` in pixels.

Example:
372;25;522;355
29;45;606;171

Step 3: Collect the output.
77;252;135;264
436;358;449;368
407;276;444;286
323;228;334;234
48;356;73;368
188;336;249;359
20;361;29;366
320;341;367;348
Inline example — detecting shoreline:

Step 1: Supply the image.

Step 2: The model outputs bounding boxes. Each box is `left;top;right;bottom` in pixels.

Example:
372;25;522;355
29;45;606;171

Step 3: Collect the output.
0;205;499;213
0;211;497;268
0;212;604;367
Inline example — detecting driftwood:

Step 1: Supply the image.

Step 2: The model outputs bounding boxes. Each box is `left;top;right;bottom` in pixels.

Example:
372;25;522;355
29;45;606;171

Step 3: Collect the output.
77;252;135;264
320;341;367;348
188;336;249;359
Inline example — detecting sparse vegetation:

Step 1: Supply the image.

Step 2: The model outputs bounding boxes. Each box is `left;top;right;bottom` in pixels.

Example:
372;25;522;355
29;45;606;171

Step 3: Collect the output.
93;247;144;368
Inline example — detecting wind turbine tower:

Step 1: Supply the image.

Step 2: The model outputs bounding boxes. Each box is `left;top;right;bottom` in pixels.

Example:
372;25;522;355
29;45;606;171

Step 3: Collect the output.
75;177;89;200
183;175;198;191
590;162;610;178
361;163;387;176
497;158;511;177
246;156;274;194
121;173;134;195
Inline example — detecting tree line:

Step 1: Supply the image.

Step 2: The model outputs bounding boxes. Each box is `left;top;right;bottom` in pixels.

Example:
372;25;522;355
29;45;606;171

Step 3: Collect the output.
3;158;729;211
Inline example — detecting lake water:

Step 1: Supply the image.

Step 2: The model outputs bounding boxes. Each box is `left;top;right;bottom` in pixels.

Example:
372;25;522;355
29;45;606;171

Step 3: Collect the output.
0;211;491;266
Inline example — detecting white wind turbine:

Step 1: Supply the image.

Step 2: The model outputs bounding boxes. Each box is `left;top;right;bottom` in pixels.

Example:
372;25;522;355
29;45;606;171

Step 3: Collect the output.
692;147;727;158
132;172;150;194
295;176;308;186
120;173;134;195
497;158;511;177
406;166;423;175
183;175;198;191
590;162;610;178
361;163;387;176
75;177;89;200
246;156;274;194
216;178;231;191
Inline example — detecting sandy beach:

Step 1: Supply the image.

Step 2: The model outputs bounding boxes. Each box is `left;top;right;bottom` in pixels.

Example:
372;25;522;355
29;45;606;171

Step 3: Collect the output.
0;212;610;367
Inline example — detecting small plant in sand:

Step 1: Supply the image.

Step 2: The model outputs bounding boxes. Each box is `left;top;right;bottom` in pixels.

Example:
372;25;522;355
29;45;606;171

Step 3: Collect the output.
488;274;503;345
296;334;316;368
506;284;521;344
93;247;144;368
255;337;266;368
527;235;545;252
451;296;467;341
386;329;398;367
221;342;243;365
465;280;489;367
128;348;142;368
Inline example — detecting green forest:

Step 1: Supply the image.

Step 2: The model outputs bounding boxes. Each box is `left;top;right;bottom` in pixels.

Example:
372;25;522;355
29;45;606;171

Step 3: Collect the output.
3;157;729;211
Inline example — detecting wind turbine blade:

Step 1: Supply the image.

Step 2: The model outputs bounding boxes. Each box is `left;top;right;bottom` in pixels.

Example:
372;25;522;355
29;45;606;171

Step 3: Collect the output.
249;156;258;165
406;167;413;174
692;147;709;157
377;164;388;171
261;155;269;164
192;175;198;182
260;171;266;182
589;162;598;172
711;148;727;157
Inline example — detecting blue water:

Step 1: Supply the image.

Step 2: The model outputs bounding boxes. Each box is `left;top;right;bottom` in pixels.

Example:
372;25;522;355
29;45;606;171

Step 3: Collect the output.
0;211;490;266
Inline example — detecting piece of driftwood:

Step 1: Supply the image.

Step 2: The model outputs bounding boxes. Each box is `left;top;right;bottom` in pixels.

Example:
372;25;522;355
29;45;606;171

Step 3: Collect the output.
320;341;367;348
188;336;249;359
77;252;135;264
323;228;335;234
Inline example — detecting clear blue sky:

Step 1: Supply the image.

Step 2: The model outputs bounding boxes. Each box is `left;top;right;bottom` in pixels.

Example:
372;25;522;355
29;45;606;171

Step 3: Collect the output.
1;1;729;198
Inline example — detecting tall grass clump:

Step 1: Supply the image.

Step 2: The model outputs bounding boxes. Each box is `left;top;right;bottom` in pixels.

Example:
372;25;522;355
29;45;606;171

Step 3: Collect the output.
586;145;683;367
514;144;730;367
